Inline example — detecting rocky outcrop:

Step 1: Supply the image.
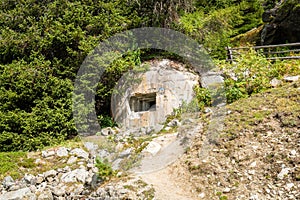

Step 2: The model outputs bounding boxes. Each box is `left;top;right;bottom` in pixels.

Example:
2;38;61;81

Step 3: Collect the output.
0;145;155;200
261;0;300;45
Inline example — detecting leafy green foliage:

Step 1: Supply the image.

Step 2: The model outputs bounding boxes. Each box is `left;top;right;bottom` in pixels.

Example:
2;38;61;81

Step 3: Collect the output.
177;0;263;58
0;0;143;151
219;49;300;103
194;85;212;110
0;58;76;151
95;157;115;180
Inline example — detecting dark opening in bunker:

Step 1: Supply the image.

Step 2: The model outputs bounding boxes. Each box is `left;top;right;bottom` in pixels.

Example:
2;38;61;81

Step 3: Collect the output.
130;93;156;112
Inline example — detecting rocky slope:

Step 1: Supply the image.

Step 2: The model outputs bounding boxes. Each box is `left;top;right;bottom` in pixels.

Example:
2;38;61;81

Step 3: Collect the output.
172;78;300;199
261;0;300;45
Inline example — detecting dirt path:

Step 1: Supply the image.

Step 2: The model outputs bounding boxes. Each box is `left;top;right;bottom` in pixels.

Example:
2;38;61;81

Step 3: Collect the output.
140;166;198;200
130;121;203;199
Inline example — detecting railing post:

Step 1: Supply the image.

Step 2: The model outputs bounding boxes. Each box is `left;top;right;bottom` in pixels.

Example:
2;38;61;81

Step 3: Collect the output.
226;46;233;63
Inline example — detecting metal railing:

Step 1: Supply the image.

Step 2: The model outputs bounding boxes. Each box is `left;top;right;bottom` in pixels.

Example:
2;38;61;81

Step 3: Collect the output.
226;42;300;62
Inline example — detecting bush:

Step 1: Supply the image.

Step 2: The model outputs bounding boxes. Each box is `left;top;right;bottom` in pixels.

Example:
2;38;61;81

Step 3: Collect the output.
219;49;300;103
95;157;115;180
0;58;76;151
177;0;263;59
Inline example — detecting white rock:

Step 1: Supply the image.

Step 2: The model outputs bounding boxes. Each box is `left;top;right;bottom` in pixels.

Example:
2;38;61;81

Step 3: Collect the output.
2;176;14;189
67;156;77;164
42;150;55;158
37;188;53;200
52;185;66;196
100;127;115;136
270;78;282;87
285;183;294;191
0;187;36;200
167;119;181;127
61;169;89;183
250;161;257;168
248;170;256;175
283;75;299;82
223;187;231;193
112;158;123;170
164;127;172;131
290;150;297;156
119;148;132;158
142;141;161;156
249;194;259;200
70;148;89;159
198;193;205;198
44;170;57;178
277;168;290;179
56;147;68;157
84;142;98;154
23;174;36;185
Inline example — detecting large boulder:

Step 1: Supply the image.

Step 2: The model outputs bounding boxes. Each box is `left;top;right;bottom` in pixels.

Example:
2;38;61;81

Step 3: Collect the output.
261;0;300;45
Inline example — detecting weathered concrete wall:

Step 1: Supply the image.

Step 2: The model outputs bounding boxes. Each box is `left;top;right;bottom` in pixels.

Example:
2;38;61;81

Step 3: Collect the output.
111;59;199;130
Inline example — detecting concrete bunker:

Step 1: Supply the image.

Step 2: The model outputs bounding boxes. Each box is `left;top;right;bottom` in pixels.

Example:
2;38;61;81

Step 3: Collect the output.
111;59;200;130
130;92;157;112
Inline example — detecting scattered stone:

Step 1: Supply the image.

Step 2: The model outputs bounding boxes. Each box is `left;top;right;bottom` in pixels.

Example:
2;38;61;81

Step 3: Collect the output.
285;183;294;191
44;170;57;178
167;119;181;127
36;176;44;184
37;188;53;200
0;187;35;200
112;158;123;171
198;192;205;198
249;194;259;200
97;149;111;161
100;127;115;136
249;161;257;168
283;75;299;82
84;142;99;155
23;174;36;185
67;156;77;164
248;170;256;175
164;127;172;131
270;78;282;87
51;185;66;197
204;108;212;113
290;150;297;156
278;168;290;179
42;150;55;158
2;176;14;189
223;187;231;193
61;169;89;183
56;147;69;157
70;148;89;159
142;141;161;156
119;148;132;158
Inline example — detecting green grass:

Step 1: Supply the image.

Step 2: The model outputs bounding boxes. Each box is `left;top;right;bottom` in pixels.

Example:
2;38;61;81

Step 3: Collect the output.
0;151;36;180
223;80;300;139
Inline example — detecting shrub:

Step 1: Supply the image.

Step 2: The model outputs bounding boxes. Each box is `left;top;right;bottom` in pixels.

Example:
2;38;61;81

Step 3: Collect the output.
219;49;300;103
95;157;115;180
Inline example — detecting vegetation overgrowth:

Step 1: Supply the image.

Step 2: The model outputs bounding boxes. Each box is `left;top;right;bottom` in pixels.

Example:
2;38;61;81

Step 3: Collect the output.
0;0;298;151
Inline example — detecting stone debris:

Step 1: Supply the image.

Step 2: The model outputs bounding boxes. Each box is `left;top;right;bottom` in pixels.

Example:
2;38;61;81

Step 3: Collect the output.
142;141;161;156
70;148;89;159
270;78;282;87
283;75;299;82
0;144;155;200
277;168;290;180
56;147;69;157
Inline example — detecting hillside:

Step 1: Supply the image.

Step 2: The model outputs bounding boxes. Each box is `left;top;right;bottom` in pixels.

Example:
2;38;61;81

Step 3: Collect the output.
0;0;299;199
